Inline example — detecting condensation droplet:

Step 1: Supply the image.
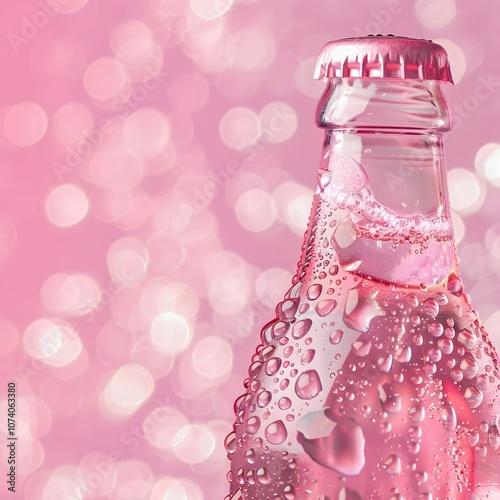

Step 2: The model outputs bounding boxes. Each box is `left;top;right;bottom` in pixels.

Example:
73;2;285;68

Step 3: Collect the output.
292;318;312;340
307;284;322;301
295;370;322;400
265;420;288;445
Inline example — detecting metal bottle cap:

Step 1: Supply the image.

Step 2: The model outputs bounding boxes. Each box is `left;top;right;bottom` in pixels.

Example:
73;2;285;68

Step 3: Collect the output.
314;35;453;83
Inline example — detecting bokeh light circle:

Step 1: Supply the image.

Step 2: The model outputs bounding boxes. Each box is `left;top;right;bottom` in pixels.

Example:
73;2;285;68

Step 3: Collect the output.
172;424;216;464
235;189;277;232
102;364;155;418
150;477;204;500
150;312;192;355
415;0;457;29
448;168;485;215
219;106;261;151
84;57;129;101
4;102;47;147
45;184;89;227
191;336;233;380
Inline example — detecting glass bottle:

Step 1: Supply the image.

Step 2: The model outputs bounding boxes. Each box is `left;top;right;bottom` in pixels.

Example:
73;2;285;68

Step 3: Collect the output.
225;36;500;499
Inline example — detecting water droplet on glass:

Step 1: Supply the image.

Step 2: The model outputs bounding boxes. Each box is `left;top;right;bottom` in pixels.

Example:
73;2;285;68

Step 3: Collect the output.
378;383;402;413
441;404;457;430
344;287;384;332
278;397;292;410
256;466;272;484
428;322;443;337
457;329;478;349
316;299;337;317
352;340;372;357
405;294;419;307
246;416;261;434
257;390;272;408
377;354;393;373
244;448;256;464
329;264;339;276
298;417;366;476
395;345;412;363
271;321;289;340
464;385;483;409
447;273;464;296
409;405;425;423
437;338;453;355
225;431;237;454
278;299;299;321
265;357;282;376
295;370;322;400
459;356;479;379
265;420;288;445
292;318;312;340
488;424;500;449
423;298;439;317
301;349;315;365
307;283;323;301
383;454;402;475
330;329;344;345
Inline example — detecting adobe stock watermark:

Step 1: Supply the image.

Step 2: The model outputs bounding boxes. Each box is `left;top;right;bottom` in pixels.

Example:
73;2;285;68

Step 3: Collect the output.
353;0;403;37
179;104;296;223
52;65;168;182
6;0;65;53
452;75;500;130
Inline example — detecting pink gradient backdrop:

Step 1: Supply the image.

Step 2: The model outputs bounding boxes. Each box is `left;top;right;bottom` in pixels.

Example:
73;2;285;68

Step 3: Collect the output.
0;1;499;499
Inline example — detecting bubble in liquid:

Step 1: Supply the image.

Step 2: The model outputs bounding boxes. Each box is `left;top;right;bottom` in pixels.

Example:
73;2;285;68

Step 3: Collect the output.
295;370;322;400
265;420;288;445
297;417;366;476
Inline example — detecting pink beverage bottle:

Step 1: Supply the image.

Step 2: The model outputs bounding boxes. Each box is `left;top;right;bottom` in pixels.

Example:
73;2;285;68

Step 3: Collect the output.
225;36;500;499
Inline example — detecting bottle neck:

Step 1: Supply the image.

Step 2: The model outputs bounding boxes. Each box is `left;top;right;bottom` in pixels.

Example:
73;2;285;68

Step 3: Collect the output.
295;79;457;289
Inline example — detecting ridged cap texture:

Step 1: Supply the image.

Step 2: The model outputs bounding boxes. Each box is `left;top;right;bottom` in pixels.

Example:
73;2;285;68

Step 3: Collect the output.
314;35;453;83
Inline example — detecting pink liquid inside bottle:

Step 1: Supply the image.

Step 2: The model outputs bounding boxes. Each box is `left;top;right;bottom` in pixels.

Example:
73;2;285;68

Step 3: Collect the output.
225;36;500;499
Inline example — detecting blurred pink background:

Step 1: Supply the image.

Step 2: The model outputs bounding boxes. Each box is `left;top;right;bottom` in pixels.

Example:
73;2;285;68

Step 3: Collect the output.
0;1;499;499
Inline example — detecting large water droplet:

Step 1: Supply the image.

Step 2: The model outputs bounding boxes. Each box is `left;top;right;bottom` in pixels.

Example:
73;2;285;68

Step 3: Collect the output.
316;299;337;317
278;397;291;410
278;299;298;321
457;329;478;349
256;466;271;484
265;357;282;376
246;416;261;434
301;349;315;365
423;298;439;317
338;487;362;500
447;273;464;296
464;385;483;409
265;420;288;445
244;448;256;464
437;338;453;355
225;431;237;455
377;353;393;373
441;404;457;431
488;424;500;449
405;294;419;308
271;321;289;340
344;287;384;332
295;370;322;400
428;322;443;337
409;405;425;423
383;454;402;475
352;340;372;357
307;283;322;301
291;318;312;340
395;345;412;363
378;383;402;413
298;417;366;476
459;356;479;380
257;390;272;408
330;329;344;345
